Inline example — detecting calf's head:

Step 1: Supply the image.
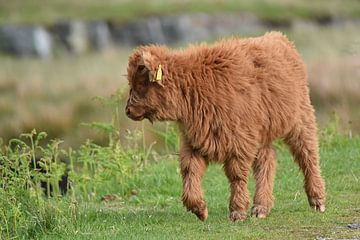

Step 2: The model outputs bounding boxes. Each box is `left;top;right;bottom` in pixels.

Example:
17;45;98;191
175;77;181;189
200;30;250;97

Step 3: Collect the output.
125;47;178;123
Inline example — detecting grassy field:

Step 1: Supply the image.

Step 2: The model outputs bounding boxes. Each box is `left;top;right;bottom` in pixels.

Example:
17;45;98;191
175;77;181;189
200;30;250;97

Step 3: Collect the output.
1;126;360;239
1;2;359;239
0;0;360;24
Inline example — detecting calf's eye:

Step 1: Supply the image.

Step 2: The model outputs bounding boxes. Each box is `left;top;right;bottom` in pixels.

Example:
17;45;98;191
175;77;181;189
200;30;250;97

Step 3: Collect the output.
138;65;147;74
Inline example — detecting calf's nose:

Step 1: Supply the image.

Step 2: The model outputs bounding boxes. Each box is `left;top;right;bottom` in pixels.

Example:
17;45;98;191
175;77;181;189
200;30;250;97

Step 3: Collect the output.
125;105;131;116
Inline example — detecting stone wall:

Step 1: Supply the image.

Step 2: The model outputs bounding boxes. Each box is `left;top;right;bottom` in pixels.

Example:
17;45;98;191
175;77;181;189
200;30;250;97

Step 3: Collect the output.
0;12;356;58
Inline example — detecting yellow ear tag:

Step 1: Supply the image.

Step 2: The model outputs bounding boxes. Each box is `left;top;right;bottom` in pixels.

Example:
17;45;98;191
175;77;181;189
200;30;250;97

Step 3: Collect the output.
155;64;162;81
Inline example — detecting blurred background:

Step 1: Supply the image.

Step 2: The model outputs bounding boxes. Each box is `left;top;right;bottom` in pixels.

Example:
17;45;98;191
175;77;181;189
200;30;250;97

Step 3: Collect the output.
0;0;359;148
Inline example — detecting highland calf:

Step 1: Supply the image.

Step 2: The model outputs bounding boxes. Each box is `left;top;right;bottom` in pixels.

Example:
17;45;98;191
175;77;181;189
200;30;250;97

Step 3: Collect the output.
125;32;326;222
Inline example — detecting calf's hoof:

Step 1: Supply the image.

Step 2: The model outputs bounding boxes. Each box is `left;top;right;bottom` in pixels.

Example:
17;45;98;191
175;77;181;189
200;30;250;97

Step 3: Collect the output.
188;202;208;221
229;211;247;222
252;205;270;218
309;197;326;212
193;206;208;221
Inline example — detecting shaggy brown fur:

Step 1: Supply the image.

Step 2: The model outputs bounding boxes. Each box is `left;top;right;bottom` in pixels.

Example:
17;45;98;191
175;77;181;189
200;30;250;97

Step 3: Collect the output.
125;32;326;222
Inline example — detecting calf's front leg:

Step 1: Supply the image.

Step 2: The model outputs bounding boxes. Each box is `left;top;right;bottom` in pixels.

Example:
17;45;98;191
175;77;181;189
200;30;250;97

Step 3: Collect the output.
180;147;208;221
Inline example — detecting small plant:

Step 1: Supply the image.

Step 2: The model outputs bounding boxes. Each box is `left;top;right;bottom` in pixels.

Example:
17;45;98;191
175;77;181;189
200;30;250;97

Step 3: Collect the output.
0;129;67;238
0;121;159;239
151;122;180;153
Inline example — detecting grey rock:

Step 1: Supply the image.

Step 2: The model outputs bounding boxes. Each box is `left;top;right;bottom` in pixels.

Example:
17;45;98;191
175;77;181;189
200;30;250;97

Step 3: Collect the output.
0;25;52;57
348;223;360;229
169;12;263;43
208;13;263;37
110;13;263;47
111;17;167;46
293;20;318;31
33;27;52;57
52;21;88;54
170;13;212;43
87;21;112;50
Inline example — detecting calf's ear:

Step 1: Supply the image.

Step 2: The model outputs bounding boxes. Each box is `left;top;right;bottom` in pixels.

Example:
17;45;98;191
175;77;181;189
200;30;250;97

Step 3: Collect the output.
138;51;154;80
141;51;155;70
141;51;164;87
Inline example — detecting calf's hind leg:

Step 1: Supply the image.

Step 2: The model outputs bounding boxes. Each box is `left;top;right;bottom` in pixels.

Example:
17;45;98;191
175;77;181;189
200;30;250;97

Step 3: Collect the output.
252;146;276;218
285;119;326;212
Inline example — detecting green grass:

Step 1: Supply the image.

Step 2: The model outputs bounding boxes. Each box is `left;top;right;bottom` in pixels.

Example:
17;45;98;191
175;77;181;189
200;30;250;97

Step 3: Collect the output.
0;0;360;24
1;126;360;239
46;135;360;239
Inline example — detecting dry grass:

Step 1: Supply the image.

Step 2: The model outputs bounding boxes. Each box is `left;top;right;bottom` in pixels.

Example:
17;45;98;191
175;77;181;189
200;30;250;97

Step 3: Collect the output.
0;48;131;146
288;22;360;132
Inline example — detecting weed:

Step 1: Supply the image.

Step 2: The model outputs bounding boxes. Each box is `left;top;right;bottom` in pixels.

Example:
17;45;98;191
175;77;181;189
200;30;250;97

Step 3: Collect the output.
0;120;159;238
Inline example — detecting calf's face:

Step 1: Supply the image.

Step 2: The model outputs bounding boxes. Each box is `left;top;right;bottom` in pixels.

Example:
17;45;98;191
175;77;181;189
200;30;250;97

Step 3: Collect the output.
126;64;158;121
125;50;175;122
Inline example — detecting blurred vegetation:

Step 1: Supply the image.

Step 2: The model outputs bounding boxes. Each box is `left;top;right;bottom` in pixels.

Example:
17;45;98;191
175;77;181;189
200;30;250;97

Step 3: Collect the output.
0;22;359;144
0;49;130;146
0;0;360;24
